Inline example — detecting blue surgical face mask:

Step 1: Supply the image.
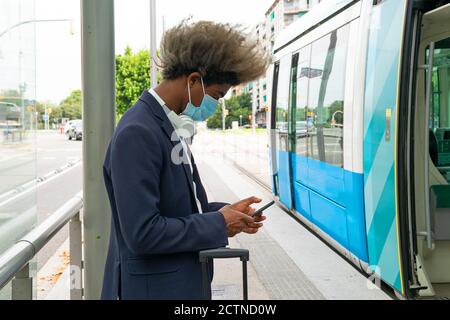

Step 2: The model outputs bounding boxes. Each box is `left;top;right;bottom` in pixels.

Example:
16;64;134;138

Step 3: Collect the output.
183;77;219;122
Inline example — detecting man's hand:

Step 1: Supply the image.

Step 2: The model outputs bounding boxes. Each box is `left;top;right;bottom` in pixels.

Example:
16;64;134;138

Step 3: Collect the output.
231;196;267;233
219;205;257;237
242;209;266;235
220;197;267;237
230;196;262;215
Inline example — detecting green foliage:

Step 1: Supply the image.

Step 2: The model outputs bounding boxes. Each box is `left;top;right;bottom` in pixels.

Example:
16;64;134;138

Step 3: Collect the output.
275;108;288;123
0;89;33;106
59;90;82;120
34;90;81;127
207;93;253;129
116;47;152;116
35;101;56;126
33;46;157;126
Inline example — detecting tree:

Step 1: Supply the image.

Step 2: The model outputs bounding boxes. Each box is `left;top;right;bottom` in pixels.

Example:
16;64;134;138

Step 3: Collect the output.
59;90;82;120
0;88;34;106
207;93;252;129
116;47;155;116
33;90;81;128
35;101;59;128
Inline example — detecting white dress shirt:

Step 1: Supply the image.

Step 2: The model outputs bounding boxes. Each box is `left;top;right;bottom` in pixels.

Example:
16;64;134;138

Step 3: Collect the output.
148;88;203;214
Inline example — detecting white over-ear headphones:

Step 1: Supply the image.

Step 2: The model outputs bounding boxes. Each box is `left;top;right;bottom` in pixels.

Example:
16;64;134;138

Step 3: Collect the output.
166;111;197;140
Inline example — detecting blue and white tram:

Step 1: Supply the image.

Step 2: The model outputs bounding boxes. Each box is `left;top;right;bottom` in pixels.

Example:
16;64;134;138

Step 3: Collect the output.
268;0;450;299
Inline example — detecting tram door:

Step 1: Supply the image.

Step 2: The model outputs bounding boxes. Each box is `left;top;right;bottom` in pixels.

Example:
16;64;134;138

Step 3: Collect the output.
409;4;450;298
271;54;295;209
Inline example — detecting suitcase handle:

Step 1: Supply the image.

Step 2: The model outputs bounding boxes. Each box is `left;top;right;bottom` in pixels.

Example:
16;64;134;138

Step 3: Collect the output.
199;248;249;300
199;248;249;262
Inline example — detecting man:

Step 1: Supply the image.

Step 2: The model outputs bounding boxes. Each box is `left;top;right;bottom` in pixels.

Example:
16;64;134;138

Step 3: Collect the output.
101;21;270;300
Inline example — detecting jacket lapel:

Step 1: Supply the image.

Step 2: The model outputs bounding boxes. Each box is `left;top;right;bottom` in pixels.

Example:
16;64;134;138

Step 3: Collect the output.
191;154;209;212
139;91;196;202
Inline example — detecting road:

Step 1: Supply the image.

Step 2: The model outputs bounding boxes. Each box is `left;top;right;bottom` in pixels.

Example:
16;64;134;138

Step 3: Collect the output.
0;131;83;269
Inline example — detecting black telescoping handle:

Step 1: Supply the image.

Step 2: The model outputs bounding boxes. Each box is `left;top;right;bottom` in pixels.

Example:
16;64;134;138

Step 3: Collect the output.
199;248;249;300
199;248;249;262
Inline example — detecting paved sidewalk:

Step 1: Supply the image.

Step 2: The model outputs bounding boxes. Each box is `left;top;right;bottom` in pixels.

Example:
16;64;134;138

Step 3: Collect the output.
195;150;391;300
37;238;71;300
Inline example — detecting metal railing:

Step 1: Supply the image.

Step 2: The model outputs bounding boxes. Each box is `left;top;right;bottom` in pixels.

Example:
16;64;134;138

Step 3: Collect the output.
0;192;83;300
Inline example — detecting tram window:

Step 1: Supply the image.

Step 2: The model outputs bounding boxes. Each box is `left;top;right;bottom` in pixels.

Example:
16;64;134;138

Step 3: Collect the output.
429;39;450;132
295;46;311;158
428;38;450;171
307;24;350;168
275;54;292;152
289;53;299;152
270;63;280;131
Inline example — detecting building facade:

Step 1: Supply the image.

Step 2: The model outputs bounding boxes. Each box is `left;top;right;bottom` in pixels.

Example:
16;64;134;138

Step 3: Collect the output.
233;0;322;127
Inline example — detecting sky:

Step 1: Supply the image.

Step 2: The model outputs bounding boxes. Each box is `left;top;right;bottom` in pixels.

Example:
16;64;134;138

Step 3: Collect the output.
35;0;274;103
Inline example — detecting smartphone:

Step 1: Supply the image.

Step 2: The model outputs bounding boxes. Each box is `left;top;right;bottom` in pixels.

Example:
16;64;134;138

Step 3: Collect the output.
252;200;275;218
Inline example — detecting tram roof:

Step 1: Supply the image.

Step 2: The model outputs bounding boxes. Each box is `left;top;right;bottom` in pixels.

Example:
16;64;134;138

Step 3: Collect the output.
273;0;358;54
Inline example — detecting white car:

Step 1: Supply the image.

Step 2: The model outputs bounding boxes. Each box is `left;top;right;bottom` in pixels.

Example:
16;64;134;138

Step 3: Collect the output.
67;120;83;141
64;120;82;134
64;121;74;135
65;120;82;139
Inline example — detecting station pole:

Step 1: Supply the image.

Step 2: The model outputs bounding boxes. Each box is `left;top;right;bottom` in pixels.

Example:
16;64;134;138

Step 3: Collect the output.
81;0;116;299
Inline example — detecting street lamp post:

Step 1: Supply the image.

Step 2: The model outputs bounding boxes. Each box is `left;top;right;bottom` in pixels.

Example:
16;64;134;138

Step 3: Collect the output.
150;0;158;88
222;99;227;131
0;18;74;131
0;19;74;40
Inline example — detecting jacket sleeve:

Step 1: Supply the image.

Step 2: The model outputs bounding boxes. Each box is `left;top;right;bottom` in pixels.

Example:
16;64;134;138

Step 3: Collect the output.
110;125;229;256
209;202;229;212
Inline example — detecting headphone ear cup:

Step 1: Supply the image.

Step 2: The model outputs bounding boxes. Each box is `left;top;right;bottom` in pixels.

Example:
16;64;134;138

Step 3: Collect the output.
167;111;197;139
178;115;196;138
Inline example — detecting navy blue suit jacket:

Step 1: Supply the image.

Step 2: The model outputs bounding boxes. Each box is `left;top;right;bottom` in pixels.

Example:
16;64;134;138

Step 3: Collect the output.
101;91;229;300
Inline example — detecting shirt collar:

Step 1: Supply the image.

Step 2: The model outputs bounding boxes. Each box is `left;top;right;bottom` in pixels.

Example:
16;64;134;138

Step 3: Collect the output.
148;88;172;116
